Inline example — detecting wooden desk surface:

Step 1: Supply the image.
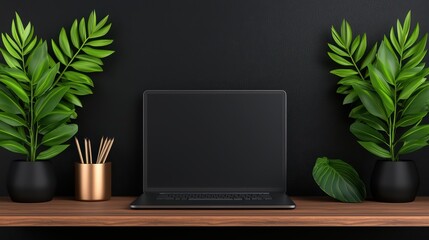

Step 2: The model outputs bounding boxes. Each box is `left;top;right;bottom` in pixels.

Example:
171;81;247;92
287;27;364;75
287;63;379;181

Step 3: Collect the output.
1;196;429;226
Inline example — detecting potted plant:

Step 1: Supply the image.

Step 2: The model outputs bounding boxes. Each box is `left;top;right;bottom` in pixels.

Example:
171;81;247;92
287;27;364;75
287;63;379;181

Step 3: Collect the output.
0;11;114;202
328;11;428;202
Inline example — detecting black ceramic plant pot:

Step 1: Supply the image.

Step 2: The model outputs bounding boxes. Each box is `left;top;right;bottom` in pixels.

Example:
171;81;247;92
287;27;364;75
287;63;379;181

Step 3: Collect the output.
7;160;56;203
370;160;419;203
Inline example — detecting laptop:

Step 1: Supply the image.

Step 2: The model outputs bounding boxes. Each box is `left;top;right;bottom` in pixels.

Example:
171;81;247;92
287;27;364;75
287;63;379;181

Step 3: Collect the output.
130;90;295;209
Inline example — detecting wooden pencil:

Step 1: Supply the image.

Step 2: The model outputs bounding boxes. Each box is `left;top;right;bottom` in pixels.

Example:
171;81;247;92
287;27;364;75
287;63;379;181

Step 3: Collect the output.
75;137;84;164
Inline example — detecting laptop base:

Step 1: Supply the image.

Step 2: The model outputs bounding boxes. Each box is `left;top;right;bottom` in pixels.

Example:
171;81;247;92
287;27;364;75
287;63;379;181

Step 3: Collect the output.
130;192;296;209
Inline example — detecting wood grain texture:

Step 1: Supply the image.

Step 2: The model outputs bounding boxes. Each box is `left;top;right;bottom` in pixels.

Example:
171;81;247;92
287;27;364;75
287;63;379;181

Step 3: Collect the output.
1;196;429;226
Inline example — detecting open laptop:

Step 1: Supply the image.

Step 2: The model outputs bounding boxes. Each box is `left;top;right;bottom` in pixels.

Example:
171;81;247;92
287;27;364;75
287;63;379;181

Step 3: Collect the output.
130;90;295;209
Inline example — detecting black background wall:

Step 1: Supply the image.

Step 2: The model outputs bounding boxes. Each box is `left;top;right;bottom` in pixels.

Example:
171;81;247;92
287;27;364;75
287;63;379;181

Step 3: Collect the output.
1;0;429;239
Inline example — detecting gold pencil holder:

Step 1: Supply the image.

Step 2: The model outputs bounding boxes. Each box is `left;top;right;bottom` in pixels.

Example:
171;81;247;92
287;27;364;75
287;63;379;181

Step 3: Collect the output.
75;162;111;201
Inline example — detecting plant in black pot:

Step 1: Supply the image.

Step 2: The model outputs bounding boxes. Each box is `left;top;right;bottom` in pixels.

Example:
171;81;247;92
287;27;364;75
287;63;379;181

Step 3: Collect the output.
328;11;429;202
0;11;114;202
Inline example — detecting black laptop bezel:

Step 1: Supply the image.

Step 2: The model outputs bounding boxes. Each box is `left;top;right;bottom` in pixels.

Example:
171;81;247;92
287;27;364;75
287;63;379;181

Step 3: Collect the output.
142;90;287;193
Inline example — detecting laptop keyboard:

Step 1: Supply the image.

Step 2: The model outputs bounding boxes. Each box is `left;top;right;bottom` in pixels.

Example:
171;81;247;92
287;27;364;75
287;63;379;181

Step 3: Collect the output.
156;193;273;201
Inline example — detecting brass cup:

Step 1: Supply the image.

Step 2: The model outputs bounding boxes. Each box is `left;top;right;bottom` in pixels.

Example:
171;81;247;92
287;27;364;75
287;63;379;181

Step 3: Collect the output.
75;162;111;201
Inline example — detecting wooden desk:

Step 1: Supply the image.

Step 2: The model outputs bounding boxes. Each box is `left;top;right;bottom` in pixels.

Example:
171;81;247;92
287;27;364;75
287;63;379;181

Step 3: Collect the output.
0;196;428;227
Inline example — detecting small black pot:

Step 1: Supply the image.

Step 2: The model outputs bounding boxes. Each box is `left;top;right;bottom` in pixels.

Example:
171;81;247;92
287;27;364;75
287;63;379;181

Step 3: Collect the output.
370;160;419;203
7;160;56;203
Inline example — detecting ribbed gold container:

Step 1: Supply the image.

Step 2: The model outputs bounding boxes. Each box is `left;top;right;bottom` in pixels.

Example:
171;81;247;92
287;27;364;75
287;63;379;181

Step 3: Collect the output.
75;162;111;201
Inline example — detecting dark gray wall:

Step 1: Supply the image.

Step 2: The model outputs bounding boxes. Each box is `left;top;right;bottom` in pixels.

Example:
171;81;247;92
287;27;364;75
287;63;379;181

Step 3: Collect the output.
1;0;429;197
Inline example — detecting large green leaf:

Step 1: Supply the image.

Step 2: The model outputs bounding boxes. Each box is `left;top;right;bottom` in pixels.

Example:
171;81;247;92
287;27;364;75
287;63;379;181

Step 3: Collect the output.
399;140;429;155
0;74;29;103
27;42;49;81
376;41;399;84
358;141;391;159
41;124;77;146
0;48;21;69
0;140;27;155
35;63;60;96
402;87;429;116
399;125;429;142
63;71;93;86
0;122;26;142
313;157;366;203
34;86;69;121
349;108;388;132
0;91;25;115
353;86;386;120
37;144;69;160
397;113;427;127
368;65;394;116
350;121;386;144
59;28;72;58
0;112;26;127
81;47;114;58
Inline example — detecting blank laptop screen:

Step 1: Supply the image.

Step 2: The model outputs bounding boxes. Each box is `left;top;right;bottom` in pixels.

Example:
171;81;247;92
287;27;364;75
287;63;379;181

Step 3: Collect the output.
143;91;286;191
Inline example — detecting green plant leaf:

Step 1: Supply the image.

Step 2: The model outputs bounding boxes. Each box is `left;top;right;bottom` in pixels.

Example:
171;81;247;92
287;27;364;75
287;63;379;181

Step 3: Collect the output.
35;63;60;97
0;122;26;142
328;52;352;66
70;19;80;48
23;35;37;56
350;121;386;144
368;65;394;116
330;69;358;78
360;43;378;70
4;34;20;54
0;140;27;155
353;86;386;120
376;42;399;84
399;140;429;155
34;86;69;121
390;27;401;54
349;110;388;132
88;11;97;34
399;77;425;100
94;15;109;32
51;40;67;65
405;23;420;50
79;17;87;42
64;93;82;107
403;49;427;70
3;68;30;82
328;43;348;57
90;23;111;39
396;65;424;82
0;75;29;103
397;113;426;128
27;42;49;81
86;39;113;47
312;157;366;203
37;144;69;160
0;112;26;127
0;91;25;115
65;82;93;95
354;34;367;62
1;34;21;60
343;91;358;104
358;141;391;159
403;34;427;60
350;35;360;56
70;60;102;72
331;26;344;48
76;54;103;66
59;28;72;58
63;71;93;86
402;87;429;116
0;48;21;69
41;124;78;146
81;47;114;58
399;125;429;142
